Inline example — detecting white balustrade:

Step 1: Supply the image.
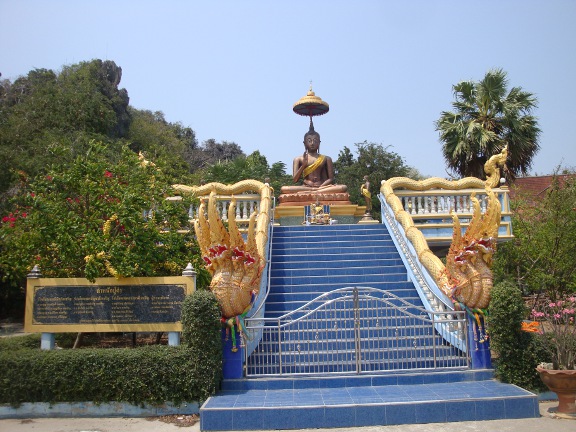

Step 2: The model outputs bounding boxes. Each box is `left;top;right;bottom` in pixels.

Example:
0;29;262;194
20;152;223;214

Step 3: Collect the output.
393;189;508;221
187;194;261;225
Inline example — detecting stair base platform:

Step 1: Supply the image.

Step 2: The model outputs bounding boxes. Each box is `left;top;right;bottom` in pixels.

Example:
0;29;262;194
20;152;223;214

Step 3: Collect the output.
200;371;539;430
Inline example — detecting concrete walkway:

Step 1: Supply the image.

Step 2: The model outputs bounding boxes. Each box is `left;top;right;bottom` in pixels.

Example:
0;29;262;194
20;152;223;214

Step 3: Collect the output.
0;402;574;432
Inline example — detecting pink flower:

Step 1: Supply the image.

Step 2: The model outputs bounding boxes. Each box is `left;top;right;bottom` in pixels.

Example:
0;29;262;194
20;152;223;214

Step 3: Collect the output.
104;170;113;178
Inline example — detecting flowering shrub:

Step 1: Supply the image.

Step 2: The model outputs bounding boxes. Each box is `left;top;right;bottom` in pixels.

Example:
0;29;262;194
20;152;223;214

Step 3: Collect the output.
530;296;576;370
0;140;210;289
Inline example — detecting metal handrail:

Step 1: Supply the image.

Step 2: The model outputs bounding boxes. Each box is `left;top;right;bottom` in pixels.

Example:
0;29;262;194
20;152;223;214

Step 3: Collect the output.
245;286;468;376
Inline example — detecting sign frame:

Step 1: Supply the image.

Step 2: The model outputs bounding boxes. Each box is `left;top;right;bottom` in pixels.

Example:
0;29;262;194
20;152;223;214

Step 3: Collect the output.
25;276;195;333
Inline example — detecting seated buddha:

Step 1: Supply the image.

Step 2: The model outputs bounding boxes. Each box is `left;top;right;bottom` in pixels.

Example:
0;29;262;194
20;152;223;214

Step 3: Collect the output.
279;125;349;205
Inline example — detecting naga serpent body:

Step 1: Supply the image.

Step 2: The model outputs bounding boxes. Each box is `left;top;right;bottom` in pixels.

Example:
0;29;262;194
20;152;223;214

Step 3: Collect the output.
380;148;507;310
173;180;272;318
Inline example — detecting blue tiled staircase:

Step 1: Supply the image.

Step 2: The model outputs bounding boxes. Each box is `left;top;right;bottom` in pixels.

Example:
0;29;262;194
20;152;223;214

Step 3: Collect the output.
200;224;539;430
265;225;418;318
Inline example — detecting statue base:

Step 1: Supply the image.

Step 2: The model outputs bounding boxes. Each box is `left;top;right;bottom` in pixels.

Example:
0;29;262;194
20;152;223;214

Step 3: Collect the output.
359;213;379;224
278;192;351;206
274;204;368;226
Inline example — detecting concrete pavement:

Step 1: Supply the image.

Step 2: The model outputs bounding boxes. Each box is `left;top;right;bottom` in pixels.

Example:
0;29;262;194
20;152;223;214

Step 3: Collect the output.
0;402;574;432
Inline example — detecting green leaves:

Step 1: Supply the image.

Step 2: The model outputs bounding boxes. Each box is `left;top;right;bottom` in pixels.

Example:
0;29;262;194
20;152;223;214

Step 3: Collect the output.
494;174;576;299
436;68;540;181
0;140;197;283
487;281;550;391
335;142;416;220
0;343;217;407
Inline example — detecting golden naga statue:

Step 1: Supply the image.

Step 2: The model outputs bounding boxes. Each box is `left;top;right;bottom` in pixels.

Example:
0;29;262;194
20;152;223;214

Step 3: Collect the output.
173;180;271;319
381;147;508;311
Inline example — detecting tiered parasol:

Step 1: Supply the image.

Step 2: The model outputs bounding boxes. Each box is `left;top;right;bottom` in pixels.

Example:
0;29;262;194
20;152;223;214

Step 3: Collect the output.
293;84;329;128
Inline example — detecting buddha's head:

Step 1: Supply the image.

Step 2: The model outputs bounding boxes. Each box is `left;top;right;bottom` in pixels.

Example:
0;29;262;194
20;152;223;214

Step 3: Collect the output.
303;123;320;153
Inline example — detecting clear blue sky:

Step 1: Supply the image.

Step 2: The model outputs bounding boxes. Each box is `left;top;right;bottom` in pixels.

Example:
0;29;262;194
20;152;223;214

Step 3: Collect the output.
1;0;575;178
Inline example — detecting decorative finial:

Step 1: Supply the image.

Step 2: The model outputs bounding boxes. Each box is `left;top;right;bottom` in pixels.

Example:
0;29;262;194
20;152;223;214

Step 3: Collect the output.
182;262;197;277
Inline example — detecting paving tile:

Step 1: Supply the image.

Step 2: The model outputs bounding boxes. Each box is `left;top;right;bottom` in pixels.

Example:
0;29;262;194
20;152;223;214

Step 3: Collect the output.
385;403;417;425
233;409;264;430
201;409;234;430
445;400;477;421
355;404;387;427
475;398;506;420
415;402;447;423
324;406;356;428
505;397;539;419
262;408;294;429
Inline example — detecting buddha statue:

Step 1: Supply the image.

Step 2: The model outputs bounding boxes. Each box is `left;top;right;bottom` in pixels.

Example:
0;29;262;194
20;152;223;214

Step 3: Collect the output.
279;124;349;205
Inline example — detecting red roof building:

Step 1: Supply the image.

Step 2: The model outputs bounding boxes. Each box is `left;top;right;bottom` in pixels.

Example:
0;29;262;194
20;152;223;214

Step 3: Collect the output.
508;174;575;201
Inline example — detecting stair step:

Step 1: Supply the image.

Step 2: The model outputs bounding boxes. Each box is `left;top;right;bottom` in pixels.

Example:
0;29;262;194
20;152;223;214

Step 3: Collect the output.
268;280;416;291
272;252;401;262
273;239;394;248
271;259;404;270
270;266;407;278
272;245;399;254
269;274;409;286
200;371;539;430
273;225;387;233
222;370;493;390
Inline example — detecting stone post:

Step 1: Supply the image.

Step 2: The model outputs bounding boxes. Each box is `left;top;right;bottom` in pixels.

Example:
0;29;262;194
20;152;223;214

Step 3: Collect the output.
169;263;197;347
27;266;55;350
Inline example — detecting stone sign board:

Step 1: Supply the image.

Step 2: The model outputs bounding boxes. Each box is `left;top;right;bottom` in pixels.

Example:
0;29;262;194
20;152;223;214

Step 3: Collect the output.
25;276;195;333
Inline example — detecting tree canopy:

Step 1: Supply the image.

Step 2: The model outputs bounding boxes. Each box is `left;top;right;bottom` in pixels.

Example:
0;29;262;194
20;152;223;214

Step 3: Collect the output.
0;141;210;317
436;69;540;182
493;172;576;299
335;141;419;220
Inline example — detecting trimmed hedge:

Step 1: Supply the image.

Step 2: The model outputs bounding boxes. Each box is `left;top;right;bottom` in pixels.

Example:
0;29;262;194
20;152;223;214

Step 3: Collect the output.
487;281;550;392
0;291;223;408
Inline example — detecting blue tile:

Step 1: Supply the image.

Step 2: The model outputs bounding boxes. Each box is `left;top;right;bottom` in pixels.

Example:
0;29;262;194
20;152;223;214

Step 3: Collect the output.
505;397;539;419
204;394;239;408
201;409;233;430
445;400;477;422
292;407;326;429
473;370;494;381
423;372;450;384
234;397;265;407
347;387;379;397
262;407;294;429
397;374;425;385
354;405;386;427
374;386;412;402
233;409;264;430
385;403;417;425
475;399;506;420
294;378;320;389
415;402;447;423
324;406;356;428
371;376;398;386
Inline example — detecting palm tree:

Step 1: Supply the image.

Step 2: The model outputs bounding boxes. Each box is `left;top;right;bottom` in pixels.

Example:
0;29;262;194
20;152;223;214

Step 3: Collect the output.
436;69;540;182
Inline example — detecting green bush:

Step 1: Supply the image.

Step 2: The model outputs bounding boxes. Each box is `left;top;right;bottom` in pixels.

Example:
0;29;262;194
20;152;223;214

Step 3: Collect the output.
0;334;41;351
0;291;223;407
0;345;212;407
181;290;222;393
487;281;550;392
